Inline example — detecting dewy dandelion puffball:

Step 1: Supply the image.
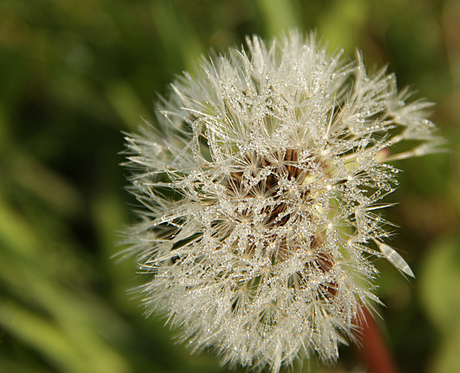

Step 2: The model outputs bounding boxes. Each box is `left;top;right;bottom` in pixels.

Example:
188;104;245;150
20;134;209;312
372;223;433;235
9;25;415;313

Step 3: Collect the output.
122;32;442;372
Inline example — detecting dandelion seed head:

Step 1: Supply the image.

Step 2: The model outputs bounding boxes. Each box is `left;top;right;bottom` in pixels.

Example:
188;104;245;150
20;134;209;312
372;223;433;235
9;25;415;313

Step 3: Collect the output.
122;31;442;372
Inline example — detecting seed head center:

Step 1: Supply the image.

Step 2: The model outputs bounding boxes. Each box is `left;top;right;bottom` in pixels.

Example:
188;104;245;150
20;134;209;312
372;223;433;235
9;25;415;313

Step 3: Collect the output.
226;148;325;263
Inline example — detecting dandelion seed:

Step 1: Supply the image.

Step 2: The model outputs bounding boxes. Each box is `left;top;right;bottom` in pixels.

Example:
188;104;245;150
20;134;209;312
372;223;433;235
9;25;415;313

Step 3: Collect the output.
376;241;415;278
121;31;442;372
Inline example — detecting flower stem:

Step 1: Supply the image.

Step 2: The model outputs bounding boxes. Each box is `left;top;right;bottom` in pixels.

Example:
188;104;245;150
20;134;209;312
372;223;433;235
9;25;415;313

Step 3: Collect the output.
355;308;399;373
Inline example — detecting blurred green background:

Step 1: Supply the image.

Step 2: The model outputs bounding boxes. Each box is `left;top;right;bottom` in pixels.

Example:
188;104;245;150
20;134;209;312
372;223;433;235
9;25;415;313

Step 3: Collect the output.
0;0;459;372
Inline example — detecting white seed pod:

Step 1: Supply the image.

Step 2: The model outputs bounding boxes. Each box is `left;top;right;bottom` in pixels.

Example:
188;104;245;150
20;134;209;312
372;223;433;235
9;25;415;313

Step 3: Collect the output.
122;31;440;373
377;241;415;278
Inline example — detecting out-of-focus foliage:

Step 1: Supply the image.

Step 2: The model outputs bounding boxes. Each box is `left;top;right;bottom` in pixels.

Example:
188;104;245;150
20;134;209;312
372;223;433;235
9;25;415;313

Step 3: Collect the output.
0;0;458;372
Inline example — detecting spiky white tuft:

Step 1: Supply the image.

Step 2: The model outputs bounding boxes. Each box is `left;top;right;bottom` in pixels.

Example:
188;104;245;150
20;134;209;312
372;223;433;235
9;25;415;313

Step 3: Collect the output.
122;31;442;372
